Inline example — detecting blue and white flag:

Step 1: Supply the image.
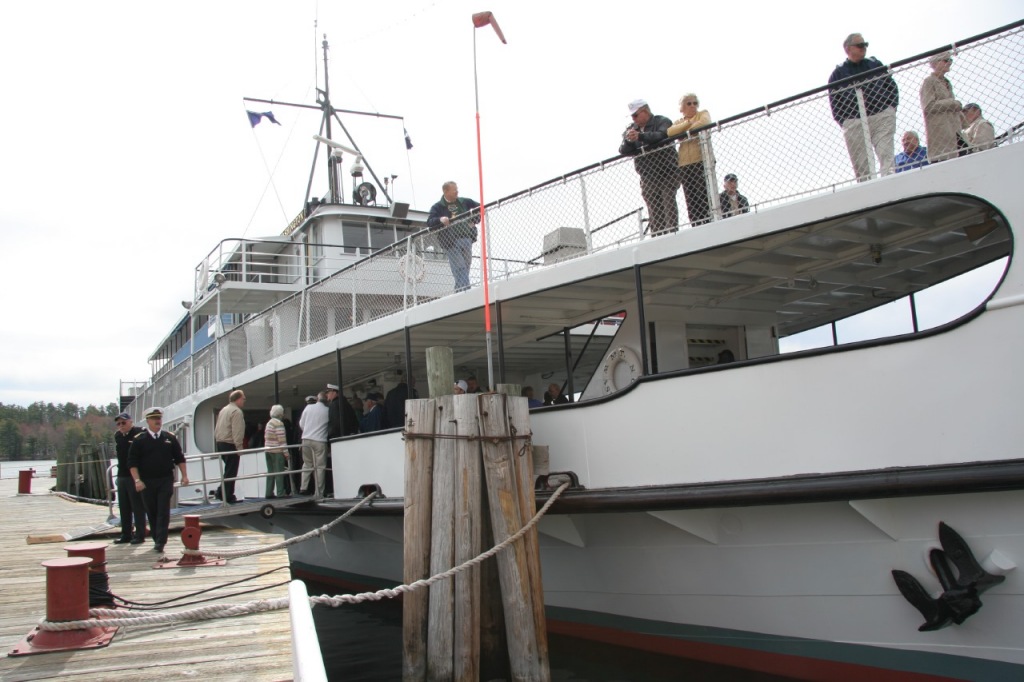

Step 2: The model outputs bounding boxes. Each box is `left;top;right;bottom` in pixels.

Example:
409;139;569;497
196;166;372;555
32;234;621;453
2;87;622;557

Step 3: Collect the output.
246;110;282;127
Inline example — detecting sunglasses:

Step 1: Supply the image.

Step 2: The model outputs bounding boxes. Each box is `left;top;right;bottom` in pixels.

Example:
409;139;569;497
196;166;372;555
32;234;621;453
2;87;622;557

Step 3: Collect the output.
684;101;699;106
853;42;869;49
115;420;127;426
630;112;641;118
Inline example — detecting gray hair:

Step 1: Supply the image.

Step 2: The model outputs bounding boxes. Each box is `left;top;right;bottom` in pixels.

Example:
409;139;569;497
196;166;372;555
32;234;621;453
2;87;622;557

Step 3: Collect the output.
929;51;952;66
317;391;327;403
843;33;863;49
269;404;284;419
442;181;457;192
963;102;982;114
678;92;699;106
902;130;920;141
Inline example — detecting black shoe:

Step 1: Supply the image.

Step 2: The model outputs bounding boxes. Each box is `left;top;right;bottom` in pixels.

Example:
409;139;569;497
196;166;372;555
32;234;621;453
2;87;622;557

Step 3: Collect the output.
213;490;223;500
113;537;131;544
266;494;276;499
227;498;241;504
154;544;165;552
130;537;144;545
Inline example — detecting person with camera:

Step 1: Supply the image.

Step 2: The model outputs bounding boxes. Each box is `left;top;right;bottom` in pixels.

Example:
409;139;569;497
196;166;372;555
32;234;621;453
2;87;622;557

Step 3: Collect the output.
619;99;679;236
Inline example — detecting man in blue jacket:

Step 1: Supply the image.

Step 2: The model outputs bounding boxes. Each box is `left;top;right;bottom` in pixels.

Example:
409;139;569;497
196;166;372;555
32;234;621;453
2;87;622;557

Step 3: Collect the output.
828;33;899;181
427;181;480;293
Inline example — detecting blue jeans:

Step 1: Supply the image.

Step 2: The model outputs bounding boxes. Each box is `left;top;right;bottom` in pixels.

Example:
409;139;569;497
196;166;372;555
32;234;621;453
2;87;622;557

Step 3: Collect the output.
447;237;473;292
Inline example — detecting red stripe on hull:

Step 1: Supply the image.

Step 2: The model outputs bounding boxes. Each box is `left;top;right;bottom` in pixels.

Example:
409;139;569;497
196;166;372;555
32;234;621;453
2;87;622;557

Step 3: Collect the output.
547;620;965;682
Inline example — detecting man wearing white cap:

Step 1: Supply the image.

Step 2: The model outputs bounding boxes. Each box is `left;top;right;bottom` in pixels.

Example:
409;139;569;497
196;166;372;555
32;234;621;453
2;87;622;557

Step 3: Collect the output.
128;407;188;553
299;391;330;497
619;99;679;236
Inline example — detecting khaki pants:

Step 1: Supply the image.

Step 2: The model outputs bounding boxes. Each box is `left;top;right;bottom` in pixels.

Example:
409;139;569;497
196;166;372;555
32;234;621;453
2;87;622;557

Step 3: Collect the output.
301;439;327;496
842;107;896;181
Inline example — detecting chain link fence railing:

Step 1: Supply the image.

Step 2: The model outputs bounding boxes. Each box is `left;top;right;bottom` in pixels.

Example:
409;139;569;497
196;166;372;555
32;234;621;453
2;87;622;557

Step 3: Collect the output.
130;21;1024;416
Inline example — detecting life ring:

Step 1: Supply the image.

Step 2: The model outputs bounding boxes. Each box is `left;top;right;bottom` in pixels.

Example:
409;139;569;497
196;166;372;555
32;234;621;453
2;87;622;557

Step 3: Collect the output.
398;253;426;283
601;346;641;394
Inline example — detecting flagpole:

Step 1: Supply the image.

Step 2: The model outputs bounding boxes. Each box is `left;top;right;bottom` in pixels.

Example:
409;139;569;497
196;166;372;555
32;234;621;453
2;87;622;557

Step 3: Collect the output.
473;24;496;391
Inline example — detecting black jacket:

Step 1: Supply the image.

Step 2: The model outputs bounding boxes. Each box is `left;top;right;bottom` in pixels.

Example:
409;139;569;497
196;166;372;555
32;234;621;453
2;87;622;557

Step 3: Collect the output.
828;57;899;124
127;430;184;480
328;396;360;439
114;426;145;477
619;114;676;177
427;196;481;247
719;191;750;216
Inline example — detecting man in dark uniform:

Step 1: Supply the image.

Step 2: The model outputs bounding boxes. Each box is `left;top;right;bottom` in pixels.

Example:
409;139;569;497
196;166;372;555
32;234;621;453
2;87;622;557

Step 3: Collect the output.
324;383;359;497
113;412;146;544
128;407;188;553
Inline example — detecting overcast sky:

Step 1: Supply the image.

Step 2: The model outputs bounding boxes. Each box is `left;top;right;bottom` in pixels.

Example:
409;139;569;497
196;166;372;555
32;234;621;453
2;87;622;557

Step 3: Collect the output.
0;1;1019;408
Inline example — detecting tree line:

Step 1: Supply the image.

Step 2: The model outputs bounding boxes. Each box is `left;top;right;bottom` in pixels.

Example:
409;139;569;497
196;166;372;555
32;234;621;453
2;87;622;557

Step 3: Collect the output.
0;402;120;460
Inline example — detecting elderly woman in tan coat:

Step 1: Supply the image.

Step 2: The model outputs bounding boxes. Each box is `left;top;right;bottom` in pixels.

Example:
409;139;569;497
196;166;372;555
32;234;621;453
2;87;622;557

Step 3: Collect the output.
667;93;713;226
920;52;961;163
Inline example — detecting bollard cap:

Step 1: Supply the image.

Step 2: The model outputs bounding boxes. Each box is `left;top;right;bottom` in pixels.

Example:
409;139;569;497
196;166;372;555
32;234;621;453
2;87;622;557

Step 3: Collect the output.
41;557;93;569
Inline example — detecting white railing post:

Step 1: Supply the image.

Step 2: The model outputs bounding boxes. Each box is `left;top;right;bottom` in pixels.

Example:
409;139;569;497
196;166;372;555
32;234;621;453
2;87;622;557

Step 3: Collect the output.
289;580;327;682
855;89;877;179
581;175;593;254
699;130;721;222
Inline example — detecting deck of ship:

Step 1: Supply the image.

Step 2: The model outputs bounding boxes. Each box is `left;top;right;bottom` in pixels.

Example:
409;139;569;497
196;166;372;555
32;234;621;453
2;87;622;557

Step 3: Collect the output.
0;474;296;681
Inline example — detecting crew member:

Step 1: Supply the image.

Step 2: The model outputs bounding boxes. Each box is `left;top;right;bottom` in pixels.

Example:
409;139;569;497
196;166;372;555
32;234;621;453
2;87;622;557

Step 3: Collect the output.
128;407;188;553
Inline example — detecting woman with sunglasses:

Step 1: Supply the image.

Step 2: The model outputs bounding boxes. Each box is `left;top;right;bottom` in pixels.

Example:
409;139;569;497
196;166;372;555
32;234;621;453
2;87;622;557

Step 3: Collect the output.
667;94;712;226
920;52;962;163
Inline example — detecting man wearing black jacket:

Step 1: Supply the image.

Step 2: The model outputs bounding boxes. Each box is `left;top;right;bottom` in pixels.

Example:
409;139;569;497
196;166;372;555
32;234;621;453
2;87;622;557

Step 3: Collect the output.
113;412;146;544
427;181;481;293
828;33;900;181
619;99;679;236
325;383;358;497
128;407;188;553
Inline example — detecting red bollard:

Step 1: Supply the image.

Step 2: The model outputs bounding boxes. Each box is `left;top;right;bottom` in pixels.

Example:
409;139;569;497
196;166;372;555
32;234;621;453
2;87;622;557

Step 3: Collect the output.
65;542;109;572
156;514;225;569
17;468;34;495
8;557;118;656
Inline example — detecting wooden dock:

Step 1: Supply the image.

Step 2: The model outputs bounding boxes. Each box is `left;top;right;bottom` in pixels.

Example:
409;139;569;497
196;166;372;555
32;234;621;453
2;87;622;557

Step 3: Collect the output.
0;474;296;681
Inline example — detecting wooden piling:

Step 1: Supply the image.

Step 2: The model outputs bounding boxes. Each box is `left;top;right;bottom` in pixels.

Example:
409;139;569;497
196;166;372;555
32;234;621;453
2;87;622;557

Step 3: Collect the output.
403;398;437;682
453;395;481;681
425;347;455;398
495;383;521;397
477;394;545;681
426;395;457;679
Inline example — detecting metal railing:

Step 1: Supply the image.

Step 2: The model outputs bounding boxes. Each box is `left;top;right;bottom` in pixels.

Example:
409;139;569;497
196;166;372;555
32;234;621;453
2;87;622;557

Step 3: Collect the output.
129;21;1024;416
106;446;322;515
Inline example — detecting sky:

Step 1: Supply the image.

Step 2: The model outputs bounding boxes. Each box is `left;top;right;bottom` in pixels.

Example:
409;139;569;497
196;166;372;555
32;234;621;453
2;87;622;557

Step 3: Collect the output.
0;1;1019;408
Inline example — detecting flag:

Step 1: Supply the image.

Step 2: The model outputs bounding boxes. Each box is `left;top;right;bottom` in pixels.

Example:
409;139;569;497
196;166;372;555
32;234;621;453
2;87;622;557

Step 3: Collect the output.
404;128;414;150
472;11;506;44
246;110;282;127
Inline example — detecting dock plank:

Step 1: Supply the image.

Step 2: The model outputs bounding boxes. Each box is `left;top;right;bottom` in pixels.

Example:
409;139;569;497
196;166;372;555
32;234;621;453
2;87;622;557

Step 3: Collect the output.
0;476;295;681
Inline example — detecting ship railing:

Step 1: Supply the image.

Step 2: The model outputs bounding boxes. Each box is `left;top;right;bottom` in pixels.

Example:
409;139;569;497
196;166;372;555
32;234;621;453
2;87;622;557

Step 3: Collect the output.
130;20;1024;407
192;238;355;303
182;446;326;504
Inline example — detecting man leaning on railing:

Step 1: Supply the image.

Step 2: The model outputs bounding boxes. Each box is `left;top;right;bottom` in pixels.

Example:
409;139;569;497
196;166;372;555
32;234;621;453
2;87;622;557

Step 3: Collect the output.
828;32;900;181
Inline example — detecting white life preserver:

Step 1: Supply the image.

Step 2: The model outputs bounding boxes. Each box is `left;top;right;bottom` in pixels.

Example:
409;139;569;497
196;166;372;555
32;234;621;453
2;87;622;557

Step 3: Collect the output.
397;253;426;283
601;346;641;394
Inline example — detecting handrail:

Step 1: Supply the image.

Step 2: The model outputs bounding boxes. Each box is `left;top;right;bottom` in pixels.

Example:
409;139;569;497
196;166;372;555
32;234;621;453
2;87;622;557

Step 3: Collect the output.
289;580;328;681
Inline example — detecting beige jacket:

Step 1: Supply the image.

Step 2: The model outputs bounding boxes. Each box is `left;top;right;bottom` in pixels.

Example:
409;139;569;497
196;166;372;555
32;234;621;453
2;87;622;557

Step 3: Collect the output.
214;401;245;448
667;110;712;167
920;74;961;163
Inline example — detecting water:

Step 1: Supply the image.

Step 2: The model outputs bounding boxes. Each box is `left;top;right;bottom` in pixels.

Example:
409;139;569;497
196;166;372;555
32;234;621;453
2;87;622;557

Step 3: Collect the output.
307;582;797;681
0;459;56;478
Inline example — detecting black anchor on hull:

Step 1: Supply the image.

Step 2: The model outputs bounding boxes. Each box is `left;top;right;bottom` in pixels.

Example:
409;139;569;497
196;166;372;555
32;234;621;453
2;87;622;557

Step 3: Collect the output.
890;522;1005;632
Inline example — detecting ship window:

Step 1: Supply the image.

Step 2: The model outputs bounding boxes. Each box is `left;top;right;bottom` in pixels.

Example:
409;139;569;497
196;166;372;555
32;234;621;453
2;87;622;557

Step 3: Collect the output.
342;221;369;255
369;223;394;250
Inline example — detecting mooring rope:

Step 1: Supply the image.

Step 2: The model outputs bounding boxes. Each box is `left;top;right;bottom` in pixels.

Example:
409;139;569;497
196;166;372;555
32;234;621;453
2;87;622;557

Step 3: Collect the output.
51;491;109;505
38;481;570;631
180;489;380;559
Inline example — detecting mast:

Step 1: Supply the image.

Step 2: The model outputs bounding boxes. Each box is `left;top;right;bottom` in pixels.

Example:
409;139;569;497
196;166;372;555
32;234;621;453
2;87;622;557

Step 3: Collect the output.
320;36;340;203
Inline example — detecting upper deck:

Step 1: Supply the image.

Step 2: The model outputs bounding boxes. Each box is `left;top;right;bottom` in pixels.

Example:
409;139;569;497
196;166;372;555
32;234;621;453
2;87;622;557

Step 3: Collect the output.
127;20;1024;419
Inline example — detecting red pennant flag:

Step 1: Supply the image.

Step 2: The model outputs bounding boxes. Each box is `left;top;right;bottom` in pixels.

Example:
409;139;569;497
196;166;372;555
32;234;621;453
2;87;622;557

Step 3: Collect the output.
472;11;507;44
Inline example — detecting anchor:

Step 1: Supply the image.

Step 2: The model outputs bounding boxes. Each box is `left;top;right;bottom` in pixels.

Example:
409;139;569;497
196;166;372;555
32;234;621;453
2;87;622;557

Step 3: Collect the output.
891;522;1005;631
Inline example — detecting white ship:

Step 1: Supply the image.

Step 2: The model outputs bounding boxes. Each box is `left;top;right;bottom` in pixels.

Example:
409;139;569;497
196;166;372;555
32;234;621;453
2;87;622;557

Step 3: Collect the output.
124;22;1024;680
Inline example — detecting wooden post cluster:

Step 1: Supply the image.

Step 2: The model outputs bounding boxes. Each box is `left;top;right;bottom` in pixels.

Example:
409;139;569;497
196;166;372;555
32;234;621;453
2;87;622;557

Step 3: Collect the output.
402;393;549;682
